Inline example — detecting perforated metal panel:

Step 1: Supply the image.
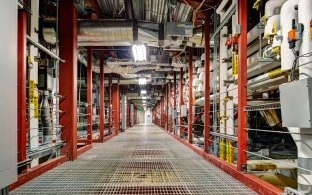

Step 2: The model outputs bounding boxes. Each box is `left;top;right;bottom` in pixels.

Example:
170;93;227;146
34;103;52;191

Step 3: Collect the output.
11;124;256;194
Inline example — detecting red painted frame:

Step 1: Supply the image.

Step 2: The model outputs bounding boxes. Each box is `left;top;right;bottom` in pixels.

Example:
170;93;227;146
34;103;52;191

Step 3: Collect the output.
87;47;93;144
188;47;193;143
99;51;104;141
59;0;78;161
17;8;27;163
237;0;248;171
179;68;184;137
204;10;210;153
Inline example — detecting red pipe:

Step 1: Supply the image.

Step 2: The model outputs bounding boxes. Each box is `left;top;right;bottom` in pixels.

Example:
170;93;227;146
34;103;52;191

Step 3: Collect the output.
87;47;93;144
17;8;27;163
99;51;104;141
179;67;184;137
237;0;248;171
204;10;210;153
188;47;193;143
59;1;78;160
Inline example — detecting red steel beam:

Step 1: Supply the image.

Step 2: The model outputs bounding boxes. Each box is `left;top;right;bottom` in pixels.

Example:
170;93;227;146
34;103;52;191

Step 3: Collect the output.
108;74;112;135
99;51;104;141
77;144;92;156
87;47;93;144
169;80;172;132
204;10;210;153
17;8;27;163
188;47;193;143
59;0;78;161
112;83;120;134
173;72;177;135
164;130;283;195
9;155;67;190
237;0;248;171
179;68;184;137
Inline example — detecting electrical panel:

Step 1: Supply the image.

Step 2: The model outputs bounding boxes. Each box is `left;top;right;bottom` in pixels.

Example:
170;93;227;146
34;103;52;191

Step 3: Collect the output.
280;78;312;128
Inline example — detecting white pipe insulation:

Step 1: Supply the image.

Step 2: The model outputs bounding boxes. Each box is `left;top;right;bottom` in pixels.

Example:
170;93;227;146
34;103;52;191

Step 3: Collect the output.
280;0;312;194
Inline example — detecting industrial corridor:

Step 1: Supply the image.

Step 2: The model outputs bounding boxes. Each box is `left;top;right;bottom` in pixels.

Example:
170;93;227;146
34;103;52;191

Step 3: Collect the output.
11;124;256;195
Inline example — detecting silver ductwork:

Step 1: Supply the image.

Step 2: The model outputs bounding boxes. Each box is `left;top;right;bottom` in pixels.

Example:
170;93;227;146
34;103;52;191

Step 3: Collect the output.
78;20;134;46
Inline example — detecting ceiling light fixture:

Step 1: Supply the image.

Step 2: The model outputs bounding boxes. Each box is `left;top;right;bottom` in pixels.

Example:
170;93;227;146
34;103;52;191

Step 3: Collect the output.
138;78;147;85
132;44;146;62
141;90;147;95
142;96;147;99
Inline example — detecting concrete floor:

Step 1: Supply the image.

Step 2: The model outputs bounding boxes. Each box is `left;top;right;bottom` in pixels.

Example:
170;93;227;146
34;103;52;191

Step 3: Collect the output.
11;124;257;194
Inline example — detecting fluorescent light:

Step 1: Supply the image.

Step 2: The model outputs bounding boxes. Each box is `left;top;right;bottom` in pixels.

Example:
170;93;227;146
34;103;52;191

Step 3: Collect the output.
138;78;146;85
142;96;147;99
132;44;146;62
141;90;147;95
142;100;146;103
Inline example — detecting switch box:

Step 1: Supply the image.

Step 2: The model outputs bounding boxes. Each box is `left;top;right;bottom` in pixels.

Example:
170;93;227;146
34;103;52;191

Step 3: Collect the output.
280;78;312;128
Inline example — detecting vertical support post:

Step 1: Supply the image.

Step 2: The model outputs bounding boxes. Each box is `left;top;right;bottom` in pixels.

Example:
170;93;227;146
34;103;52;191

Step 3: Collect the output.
17;8;27;163
166;84;169;131
59;0;78;160
237;0;247;171
179;68;183;137
108;74;112;135
99;52;104;141
204;11;210;153
173;72;176;135
112;83;120;135
188;47;193;143
169;80;172;132
87;47;93;144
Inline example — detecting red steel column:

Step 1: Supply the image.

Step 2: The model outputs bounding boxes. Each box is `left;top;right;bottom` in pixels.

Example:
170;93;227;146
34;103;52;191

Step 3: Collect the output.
87;47;93;144
166;84;169;131
204;11;210;153
17;8;27;163
179;68;183;138
108;74;112;135
237;0;248;171
188;47;193;143
99;52;104;141
59;1;78;160
169;80;172;132
112;83;120;135
173;72;177;135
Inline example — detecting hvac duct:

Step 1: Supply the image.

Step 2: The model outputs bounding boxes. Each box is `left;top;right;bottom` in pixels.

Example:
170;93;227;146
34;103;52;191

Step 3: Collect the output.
78;19;134;46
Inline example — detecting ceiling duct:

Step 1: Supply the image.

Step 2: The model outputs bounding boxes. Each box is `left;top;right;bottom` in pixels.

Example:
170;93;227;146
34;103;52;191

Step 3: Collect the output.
78;19;134;46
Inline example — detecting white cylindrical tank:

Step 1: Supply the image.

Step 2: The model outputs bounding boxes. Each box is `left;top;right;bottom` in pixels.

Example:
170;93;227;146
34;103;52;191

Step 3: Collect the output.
280;0;299;70
298;0;312;79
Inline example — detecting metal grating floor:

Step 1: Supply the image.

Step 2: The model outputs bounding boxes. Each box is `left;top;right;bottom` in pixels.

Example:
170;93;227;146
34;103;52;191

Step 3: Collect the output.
11;124;258;195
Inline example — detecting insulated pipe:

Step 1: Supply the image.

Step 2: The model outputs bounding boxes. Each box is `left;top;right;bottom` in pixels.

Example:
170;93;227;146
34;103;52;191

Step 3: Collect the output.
220;27;228;135
237;0;248;171
40;91;52;144
204;10;210;153
179;68;184;138
291;1;312;193
265;0;287;18
188;47;193;143
87;47;93;144
280;0;299;71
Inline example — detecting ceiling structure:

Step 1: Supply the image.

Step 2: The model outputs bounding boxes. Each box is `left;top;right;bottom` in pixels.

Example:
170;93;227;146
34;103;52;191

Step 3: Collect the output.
41;0;220;108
